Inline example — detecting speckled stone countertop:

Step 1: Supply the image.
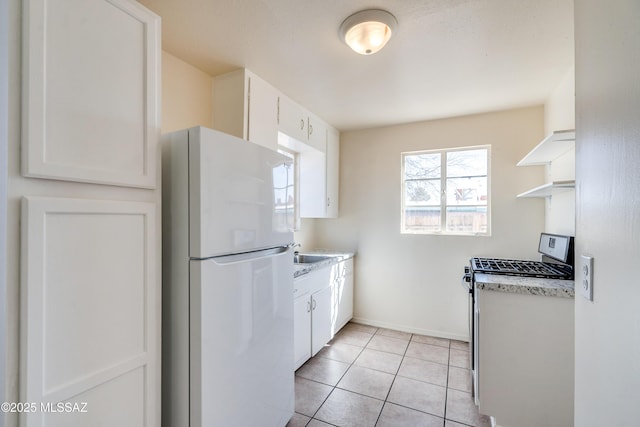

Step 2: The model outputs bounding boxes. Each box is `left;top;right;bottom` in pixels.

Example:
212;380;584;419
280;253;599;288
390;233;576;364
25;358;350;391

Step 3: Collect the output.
293;251;355;278
474;273;575;298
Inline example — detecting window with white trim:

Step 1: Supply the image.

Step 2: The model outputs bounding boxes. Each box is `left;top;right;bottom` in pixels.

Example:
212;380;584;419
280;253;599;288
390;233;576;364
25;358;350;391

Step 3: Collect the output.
401;146;490;235
276;147;300;231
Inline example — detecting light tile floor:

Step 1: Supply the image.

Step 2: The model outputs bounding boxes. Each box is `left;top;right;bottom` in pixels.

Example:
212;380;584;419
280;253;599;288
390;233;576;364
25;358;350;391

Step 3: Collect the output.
287;322;492;427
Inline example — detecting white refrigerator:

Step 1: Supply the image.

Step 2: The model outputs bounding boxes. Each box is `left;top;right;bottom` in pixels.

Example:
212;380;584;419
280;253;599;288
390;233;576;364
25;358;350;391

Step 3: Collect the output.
162;127;295;427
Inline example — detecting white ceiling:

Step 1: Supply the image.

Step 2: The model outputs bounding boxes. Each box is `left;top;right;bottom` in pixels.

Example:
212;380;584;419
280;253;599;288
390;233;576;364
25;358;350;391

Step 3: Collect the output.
137;0;574;131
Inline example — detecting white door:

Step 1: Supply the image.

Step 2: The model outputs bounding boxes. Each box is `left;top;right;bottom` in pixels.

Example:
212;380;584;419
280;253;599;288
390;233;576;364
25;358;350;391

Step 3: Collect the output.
190;246;294;427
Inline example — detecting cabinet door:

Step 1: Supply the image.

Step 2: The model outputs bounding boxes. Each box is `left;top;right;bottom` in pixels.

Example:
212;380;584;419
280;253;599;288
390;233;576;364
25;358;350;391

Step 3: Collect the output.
307;113;327;152
293;294;312;370
21;197;159;427
333;259;354;334
247;73;279;150
278;95;307;142
325;127;340;218
311;284;333;356
22;0;160;188
299;149;327;218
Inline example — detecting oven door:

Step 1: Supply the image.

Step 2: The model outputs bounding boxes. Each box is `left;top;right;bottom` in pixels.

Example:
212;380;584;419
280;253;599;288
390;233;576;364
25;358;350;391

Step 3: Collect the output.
462;267;475;397
473;282;479;404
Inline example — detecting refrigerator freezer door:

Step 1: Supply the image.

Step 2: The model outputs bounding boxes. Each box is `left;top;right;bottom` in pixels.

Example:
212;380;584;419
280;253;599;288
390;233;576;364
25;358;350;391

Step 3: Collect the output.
188;127;294;258
189;246;294;427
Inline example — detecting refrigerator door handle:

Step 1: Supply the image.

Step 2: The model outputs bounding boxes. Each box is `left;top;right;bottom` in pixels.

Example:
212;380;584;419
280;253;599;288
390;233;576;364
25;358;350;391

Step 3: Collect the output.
205;245;293;265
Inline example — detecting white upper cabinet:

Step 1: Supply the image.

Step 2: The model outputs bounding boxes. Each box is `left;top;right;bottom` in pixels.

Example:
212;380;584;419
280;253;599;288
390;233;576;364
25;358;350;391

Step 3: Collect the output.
247;73;280;150
212;69;279;151
277;94;308;144
278;94;340;218
218;69;341;218
22;0;160;188
307;112;327;152
299;145;327;218
293;124;340;219
325;127;340;218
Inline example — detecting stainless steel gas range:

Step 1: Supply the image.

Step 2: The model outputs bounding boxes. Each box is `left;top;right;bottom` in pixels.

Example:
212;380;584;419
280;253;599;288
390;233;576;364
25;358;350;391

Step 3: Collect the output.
462;233;574;400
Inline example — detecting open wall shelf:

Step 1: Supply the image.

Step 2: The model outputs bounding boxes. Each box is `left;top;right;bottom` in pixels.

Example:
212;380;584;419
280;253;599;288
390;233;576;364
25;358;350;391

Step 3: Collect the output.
517;180;575;198
517;130;575;166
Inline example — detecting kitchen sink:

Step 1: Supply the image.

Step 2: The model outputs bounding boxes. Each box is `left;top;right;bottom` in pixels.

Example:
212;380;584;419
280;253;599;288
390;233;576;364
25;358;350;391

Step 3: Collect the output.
293;254;333;264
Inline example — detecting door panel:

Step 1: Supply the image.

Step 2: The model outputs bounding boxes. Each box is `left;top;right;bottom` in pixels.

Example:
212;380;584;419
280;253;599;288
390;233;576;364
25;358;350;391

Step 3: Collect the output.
22;0;160;188
20;197;159;427
293;294;311;370
311;284;333;356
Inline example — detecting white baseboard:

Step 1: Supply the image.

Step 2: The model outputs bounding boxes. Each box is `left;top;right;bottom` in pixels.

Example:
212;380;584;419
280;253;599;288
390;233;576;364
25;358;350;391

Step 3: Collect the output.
351;316;469;343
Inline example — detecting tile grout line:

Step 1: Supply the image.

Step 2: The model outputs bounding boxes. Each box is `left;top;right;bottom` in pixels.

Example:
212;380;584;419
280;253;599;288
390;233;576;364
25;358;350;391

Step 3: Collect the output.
443;340;451;427
371;332;413;427
306;327;378;425
296;325;472;427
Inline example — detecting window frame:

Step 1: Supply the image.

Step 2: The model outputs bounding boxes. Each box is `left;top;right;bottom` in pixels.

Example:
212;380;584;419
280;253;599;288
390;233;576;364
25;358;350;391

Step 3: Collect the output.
277;146;301;231
401;145;491;236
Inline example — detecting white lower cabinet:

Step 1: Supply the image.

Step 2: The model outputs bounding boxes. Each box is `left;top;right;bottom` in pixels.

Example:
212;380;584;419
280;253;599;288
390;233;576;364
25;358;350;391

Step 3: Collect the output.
331;258;354;335
293;288;311;370
293;257;354;370
477;289;574;427
310;284;333;356
293;266;330;370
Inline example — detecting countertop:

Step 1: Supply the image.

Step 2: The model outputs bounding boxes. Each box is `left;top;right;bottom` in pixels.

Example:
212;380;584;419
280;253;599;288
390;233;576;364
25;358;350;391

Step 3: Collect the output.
474;273;575;298
293;251;355;278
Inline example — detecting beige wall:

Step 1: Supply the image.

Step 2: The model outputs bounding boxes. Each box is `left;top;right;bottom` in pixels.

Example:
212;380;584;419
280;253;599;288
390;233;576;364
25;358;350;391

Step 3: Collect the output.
161;52;213;133
575;0;640;424
314;107;546;339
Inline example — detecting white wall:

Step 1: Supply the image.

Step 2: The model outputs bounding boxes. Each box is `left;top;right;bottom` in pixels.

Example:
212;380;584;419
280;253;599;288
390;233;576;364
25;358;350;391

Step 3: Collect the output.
574;0;640;425
315;107;546;339
543;66;576;236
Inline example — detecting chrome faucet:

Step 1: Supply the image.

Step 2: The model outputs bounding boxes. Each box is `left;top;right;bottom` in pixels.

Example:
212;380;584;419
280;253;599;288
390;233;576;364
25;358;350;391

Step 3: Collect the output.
292;243;301;262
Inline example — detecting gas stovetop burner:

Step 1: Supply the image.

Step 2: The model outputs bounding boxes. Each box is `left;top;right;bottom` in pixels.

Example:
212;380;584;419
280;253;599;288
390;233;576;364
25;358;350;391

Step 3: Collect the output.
471;257;573;279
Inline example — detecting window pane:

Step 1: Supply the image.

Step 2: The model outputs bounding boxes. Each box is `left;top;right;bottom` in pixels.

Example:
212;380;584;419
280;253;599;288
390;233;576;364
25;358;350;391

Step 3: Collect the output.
446;206;488;233
401;146;489;236
404;207;441;232
405;179;441;206
446;177;488;205
404;153;441;179
447;149;487;177
275;149;296;232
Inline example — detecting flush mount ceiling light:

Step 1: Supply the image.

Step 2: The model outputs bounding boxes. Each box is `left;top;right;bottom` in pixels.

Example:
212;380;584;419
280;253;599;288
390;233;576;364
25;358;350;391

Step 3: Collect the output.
339;9;398;55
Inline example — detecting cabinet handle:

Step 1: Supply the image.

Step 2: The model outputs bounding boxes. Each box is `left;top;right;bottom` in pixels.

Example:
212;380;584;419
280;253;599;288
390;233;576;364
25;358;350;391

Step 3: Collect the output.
327;197;330;207
307;301;311;313
309;123;313;135
300;119;304;130
312;298;317;310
